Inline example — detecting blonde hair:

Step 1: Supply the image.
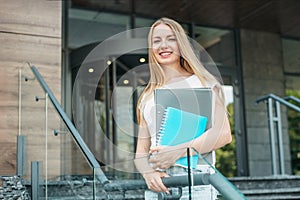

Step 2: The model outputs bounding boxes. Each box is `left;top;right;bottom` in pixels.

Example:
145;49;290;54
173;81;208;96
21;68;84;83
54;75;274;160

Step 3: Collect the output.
137;17;224;123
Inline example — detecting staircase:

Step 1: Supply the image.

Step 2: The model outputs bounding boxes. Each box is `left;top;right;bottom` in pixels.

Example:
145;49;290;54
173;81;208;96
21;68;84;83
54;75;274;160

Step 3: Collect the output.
24;175;300;200
230;175;300;200
2;174;300;199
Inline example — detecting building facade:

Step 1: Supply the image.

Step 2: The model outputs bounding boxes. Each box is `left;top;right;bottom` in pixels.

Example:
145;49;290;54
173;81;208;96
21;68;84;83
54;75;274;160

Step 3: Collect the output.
0;0;300;180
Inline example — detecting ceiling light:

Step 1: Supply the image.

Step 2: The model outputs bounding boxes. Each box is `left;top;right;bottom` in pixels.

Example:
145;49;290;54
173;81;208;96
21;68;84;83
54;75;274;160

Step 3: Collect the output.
88;68;94;73
107;60;112;65
123;79;129;85
139;57;146;63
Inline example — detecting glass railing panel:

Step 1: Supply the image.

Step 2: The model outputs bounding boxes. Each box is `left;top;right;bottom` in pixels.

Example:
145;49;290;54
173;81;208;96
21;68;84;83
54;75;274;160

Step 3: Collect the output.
19;64;47;182
20;65;99;199
45;97;95;199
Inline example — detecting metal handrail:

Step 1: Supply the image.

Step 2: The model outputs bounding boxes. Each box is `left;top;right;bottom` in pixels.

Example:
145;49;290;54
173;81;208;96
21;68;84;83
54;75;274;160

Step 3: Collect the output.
104;173;246;200
284;95;300;105
256;93;300;112
30;66;108;184
256;93;300;175
104;174;210;191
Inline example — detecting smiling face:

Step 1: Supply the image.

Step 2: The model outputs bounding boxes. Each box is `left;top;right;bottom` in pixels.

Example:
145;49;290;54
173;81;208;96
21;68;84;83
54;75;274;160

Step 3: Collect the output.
151;23;181;68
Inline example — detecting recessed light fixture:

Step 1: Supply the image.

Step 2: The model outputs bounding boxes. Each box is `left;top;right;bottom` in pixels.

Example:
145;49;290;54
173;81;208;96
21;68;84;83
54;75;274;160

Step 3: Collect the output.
107;60;112;65
123;79;129;85
88;68;94;73
139;57;146;63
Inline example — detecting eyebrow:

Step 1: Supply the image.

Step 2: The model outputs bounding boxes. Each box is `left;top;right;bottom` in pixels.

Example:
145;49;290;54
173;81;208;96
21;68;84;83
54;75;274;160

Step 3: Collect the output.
152;34;176;39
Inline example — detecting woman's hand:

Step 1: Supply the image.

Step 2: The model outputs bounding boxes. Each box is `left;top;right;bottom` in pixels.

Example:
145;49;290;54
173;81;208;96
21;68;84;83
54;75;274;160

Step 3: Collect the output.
143;171;170;193
148;146;185;169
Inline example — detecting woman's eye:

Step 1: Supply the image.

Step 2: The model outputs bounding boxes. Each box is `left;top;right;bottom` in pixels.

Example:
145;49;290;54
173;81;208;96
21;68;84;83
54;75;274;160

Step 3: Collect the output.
153;40;160;44
168;38;176;41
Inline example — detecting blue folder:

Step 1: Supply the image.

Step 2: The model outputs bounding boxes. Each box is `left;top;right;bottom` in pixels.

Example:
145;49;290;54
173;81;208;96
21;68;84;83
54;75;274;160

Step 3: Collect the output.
157;107;208;168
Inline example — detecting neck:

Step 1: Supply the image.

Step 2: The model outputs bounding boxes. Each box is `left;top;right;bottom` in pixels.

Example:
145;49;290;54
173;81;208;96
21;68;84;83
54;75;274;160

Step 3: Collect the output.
162;64;192;83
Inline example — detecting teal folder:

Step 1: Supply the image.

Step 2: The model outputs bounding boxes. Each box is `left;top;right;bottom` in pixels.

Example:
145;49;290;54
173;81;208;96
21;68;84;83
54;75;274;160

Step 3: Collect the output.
157;107;208;168
154;88;214;166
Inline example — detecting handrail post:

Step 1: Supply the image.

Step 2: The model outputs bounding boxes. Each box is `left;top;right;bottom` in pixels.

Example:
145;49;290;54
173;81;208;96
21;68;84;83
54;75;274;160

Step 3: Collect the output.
31;161;42;200
17;135;25;176
267;98;277;175
275;101;285;174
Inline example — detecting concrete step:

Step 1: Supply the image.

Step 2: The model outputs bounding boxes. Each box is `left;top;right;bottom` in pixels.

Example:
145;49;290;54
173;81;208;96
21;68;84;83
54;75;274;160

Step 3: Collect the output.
230;175;300;190
247;195;300;200
244;188;300;199
229;175;300;199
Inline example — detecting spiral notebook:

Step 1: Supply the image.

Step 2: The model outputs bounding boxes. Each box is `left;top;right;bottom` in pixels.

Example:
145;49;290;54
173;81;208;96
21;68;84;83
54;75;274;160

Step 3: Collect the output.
155;88;215;166
157;107;208;168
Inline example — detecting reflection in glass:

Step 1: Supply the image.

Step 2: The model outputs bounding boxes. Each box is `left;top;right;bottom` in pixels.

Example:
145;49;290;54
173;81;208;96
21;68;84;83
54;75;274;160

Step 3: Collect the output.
194;26;235;68
68;8;130;49
216;85;237;177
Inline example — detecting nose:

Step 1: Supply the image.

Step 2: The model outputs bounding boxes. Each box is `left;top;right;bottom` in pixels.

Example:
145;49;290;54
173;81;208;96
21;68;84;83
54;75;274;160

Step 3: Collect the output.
160;39;168;48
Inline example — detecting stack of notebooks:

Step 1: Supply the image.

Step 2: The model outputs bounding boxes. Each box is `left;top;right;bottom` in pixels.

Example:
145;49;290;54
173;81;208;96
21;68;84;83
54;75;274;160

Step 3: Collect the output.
157;107;208;168
155;88;214;168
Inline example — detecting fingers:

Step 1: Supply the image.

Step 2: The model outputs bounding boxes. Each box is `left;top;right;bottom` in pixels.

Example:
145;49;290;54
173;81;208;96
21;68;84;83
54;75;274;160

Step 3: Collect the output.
160;172;170;178
144;172;170;194
149;146;163;154
157;178;169;194
148;156;172;169
151;162;170;170
148;178;169;194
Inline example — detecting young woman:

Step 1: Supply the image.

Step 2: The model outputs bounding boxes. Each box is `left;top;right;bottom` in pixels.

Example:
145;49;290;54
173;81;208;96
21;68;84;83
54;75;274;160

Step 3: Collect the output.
134;17;232;199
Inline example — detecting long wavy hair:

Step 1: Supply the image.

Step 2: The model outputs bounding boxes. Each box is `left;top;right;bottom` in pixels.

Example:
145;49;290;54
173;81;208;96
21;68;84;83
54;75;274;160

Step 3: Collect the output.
137;17;224;123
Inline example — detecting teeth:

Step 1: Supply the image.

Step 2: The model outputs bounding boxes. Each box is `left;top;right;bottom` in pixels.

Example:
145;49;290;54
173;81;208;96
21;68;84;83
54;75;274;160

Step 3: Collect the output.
160;52;171;56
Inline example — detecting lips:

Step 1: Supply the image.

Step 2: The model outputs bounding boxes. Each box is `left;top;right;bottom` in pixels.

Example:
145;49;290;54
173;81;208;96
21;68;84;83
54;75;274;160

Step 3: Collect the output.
159;51;172;58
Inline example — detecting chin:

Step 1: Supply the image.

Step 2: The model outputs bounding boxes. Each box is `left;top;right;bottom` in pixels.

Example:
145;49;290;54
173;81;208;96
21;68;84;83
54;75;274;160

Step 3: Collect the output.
158;59;180;66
